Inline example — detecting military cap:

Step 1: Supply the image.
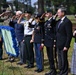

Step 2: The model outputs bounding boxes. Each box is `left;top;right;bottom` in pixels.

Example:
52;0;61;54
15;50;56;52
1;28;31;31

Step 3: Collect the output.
35;13;42;19
46;9;53;13
25;10;32;15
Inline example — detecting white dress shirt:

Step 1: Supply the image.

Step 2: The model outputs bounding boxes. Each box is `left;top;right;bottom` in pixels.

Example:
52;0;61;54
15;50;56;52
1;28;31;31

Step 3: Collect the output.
24;18;35;35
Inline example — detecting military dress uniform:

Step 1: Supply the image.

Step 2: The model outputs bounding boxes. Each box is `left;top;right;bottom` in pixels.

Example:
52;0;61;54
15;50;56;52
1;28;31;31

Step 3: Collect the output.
34;17;45;72
44;17;56;75
24;18;35;68
28;13;45;72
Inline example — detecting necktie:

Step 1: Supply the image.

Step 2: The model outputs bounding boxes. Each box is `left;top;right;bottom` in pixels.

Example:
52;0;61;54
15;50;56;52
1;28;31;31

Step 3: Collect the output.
58;20;62;28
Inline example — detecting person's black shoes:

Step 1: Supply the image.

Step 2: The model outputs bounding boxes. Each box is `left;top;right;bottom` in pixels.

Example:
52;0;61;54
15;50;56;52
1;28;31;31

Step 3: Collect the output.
45;70;57;75
24;65;34;68
10;59;15;62
28;65;34;68
35;69;43;73
17;62;24;65
6;58;15;62
24;65;29;68
45;71;51;75
57;71;63;75
0;58;3;60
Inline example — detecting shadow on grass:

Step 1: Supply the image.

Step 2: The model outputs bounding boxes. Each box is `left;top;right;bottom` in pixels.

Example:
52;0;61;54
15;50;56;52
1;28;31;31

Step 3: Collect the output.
44;59;49;66
8;66;19;70
69;68;71;73
3;57;8;60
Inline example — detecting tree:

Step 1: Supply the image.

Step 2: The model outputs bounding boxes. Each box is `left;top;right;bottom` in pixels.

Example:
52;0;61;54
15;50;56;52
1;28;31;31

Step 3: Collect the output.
0;0;7;13
38;0;44;13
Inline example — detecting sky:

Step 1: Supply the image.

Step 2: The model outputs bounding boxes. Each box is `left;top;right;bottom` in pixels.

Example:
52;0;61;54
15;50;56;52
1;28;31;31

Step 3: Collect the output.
7;0;37;6
31;0;37;5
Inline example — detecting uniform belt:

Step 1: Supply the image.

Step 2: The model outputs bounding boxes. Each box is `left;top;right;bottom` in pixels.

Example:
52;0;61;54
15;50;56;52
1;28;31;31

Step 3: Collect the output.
24;35;32;37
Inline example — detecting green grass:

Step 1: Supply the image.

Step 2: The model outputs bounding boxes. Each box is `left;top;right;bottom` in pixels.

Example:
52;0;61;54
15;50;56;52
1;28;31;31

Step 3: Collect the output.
67;15;76;24
0;38;75;75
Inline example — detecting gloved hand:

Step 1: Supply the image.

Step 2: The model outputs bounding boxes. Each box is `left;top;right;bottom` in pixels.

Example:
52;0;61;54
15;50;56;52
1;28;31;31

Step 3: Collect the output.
28;22;31;27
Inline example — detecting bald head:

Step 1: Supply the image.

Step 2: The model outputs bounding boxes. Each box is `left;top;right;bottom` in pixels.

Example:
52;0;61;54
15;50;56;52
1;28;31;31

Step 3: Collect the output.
15;11;22;18
16;11;22;15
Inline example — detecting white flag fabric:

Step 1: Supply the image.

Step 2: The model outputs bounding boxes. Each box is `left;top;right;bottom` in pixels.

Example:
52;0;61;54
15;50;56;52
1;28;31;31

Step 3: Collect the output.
0;26;19;57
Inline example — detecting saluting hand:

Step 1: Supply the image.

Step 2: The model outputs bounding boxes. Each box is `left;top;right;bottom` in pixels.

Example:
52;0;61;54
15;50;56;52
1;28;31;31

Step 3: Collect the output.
21;13;25;17
40;13;46;19
53;13;58;19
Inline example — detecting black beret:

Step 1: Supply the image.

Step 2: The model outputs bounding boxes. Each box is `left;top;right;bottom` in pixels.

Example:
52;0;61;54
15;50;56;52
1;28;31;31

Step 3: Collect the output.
35;14;42;18
25;10;32;15
35;13;44;19
46;9;53;13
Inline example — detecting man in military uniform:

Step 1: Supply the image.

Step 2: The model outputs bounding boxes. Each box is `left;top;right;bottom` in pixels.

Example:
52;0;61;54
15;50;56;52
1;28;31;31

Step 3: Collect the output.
0;12;7;22
18;11;35;68
29;13;45;72
44;10;57;75
0;11;12;25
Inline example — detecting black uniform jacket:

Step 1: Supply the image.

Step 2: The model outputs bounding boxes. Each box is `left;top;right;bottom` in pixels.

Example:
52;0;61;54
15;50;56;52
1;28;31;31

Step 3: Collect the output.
44;17;56;47
34;22;44;43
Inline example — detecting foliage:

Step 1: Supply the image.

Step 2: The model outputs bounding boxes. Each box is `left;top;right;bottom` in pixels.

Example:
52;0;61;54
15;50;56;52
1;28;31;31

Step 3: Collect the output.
44;0;76;14
0;0;76;14
70;5;75;14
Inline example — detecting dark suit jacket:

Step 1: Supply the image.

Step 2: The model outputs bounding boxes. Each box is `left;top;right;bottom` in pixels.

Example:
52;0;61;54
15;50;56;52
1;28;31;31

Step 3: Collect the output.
9;19;24;42
15;23;24;42
56;17;72;49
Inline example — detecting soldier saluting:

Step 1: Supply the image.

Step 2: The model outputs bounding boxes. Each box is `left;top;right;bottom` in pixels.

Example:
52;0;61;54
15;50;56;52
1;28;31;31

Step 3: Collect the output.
43;10;57;75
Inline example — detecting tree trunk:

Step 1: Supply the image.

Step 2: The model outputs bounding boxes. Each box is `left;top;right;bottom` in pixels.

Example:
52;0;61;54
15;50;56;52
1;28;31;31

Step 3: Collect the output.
38;0;44;13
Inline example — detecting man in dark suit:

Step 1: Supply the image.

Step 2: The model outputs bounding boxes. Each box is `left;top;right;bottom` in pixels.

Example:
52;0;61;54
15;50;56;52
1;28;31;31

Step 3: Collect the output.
56;8;72;75
44;10;57;75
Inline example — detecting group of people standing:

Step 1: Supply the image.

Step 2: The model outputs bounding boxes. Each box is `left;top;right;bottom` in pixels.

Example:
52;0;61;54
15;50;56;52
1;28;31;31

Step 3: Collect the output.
0;7;74;75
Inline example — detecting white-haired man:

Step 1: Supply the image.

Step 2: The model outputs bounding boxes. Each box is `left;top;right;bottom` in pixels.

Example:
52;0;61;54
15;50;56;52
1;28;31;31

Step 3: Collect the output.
9;10;26;63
